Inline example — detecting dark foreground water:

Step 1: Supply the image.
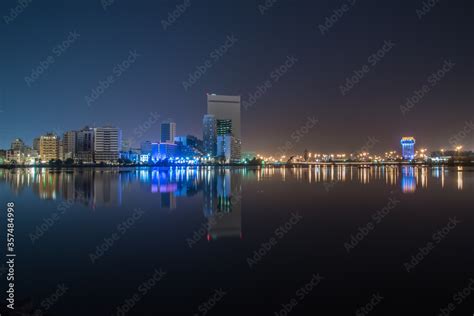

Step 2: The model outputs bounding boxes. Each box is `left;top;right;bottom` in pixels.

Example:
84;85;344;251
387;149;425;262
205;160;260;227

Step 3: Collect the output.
0;166;473;315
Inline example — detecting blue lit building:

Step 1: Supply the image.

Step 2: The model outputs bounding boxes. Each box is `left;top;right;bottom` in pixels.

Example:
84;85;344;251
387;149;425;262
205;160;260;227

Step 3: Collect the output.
151;143;160;162
159;143;177;159
120;150;139;163
203;114;217;157
160;121;176;143
400;137;416;160
140;141;152;155
175;135;204;158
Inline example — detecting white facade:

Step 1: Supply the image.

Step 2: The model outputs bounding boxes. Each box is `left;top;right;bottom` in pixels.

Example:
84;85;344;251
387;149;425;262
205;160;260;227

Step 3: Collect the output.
94;127;122;162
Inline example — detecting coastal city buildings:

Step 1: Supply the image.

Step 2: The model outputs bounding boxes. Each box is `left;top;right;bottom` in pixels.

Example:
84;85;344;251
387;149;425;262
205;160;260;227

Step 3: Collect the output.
76;126;95;163
33;137;40;152
207;94;241;139
203;114;217;157
217;135;241;163
93;126;122;163
160;121;176;144
62;131;77;160
39;133;60;162
401;137;416;160
11;138;25;152
141;141;152;154
2;93;473;166
159;143;177;159
207;94;242;162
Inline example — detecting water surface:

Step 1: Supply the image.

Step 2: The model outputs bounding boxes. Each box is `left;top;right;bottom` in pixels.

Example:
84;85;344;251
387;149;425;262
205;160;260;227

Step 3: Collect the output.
0;166;473;315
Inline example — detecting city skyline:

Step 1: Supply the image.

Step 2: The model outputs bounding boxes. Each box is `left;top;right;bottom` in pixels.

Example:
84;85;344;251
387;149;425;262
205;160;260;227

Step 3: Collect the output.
1;115;472;159
1;90;473;154
1;2;473;315
1;1;473;153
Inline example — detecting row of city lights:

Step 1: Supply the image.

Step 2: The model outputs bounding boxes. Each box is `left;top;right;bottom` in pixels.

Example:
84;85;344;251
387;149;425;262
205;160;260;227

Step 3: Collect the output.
255;146;466;163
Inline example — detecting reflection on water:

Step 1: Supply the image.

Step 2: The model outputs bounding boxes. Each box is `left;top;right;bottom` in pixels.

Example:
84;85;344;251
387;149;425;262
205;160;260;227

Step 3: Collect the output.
1;165;471;316
457;166;463;190
0;166;468;210
401;167;416;194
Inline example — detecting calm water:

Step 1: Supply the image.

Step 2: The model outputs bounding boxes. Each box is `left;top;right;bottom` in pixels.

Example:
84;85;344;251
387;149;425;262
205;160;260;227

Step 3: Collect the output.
0;166;473;315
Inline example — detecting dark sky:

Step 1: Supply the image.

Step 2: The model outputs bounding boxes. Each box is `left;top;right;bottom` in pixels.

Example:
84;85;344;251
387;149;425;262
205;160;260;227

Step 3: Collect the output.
0;0;473;154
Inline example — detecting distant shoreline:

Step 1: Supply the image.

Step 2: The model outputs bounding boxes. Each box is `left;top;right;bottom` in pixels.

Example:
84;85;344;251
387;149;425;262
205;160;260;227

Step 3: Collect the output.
1;162;473;169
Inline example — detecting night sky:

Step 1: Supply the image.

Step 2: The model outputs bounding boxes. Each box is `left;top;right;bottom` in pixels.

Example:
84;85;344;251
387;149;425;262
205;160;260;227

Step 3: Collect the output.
0;0;472;154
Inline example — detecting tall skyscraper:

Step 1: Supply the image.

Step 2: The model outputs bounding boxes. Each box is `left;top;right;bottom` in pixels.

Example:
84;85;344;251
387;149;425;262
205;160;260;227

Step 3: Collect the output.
160;121;176;144
94;126;122;162
39;133;60;162
401;137;416;160
207;94;241;161
62;131;77;159
207;94;241;139
203;114;217;157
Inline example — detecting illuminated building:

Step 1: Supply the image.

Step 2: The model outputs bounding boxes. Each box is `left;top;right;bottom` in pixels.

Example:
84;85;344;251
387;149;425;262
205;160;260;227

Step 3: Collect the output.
400;137;416;160
217;119;232;135
175;135;203;158
207;94;241;161
203;114;217;157
140;141;152;155
139;154;150;163
7;138;31;164
39;133;60;162
207;94;241;139
174;135;202;149
93;126;122;163
151;143;159;162
217;135;241;163
160;121;176;144
119;150;139;163
159;143;177;159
